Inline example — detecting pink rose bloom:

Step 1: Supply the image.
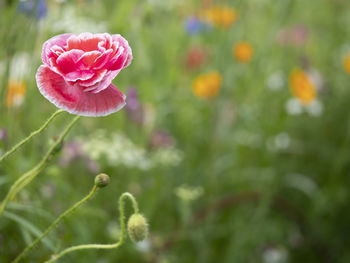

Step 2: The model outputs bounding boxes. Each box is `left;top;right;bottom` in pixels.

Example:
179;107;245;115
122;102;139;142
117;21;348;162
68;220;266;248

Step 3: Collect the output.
36;32;132;116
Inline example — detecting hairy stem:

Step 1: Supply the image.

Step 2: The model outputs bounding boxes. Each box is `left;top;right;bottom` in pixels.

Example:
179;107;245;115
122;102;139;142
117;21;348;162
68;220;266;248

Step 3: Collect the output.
13;185;98;263
44;192;139;263
0;109;65;163
0;115;81;217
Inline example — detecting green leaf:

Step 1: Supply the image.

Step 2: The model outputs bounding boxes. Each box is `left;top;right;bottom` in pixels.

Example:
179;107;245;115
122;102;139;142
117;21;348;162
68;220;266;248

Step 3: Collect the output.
3;211;55;251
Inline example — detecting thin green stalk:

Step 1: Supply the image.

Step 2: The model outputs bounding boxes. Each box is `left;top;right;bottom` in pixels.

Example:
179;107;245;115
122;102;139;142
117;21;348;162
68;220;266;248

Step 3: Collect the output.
13;185;98;263
0;115;81;217
0;109;65;163
44;192;139;263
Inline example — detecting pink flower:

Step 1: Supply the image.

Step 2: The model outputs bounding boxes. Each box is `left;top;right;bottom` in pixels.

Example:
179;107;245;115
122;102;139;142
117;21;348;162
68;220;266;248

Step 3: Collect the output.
36;33;132;116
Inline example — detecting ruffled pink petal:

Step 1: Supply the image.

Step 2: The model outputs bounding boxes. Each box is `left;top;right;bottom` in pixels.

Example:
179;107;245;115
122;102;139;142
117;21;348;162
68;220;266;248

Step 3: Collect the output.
84;70;121;94
42;34;72;66
79;51;102;67
78;69;108;88
108;46;129;71
93;49;114;69
55;49;85;74
112;34;133;68
65;70;95;82
36;65;126;117
67;33;105;52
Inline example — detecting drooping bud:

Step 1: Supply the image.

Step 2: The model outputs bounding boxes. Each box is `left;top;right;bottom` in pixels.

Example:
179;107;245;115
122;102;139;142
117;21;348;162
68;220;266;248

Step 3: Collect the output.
127;213;148;242
94;173;110;188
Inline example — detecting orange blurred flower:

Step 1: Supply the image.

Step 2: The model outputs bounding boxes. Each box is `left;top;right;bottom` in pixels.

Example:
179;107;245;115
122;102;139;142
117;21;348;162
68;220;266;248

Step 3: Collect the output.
289;69;316;105
200;6;236;29
5;80;26;107
233;42;253;63
343;54;350;74
192;71;222;98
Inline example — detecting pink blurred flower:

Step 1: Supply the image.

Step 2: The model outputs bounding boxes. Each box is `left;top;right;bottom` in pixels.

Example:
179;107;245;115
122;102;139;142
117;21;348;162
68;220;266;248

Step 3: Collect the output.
292;25;308;46
0;128;7;142
149;130;174;149
59;140;100;174
276;25;309;47
125;87;144;125
36;33;132;116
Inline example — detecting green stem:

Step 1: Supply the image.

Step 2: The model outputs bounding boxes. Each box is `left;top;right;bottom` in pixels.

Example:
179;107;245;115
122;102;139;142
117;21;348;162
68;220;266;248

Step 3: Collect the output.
0;115;81;217
44;192;139;263
0;109;65;163
13;185;98;263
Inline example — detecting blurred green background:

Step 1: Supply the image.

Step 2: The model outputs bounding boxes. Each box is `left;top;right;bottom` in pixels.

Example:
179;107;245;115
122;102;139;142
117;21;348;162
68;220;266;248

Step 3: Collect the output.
1;0;350;262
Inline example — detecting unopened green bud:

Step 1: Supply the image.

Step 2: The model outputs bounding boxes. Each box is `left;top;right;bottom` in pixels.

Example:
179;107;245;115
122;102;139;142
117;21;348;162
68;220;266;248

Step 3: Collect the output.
127;213;148;242
94;173;110;188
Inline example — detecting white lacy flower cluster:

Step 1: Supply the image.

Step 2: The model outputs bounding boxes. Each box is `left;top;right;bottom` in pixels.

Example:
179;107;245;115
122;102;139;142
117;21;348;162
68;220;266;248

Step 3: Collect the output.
0;52;32;80
79;130;182;170
43;6;107;33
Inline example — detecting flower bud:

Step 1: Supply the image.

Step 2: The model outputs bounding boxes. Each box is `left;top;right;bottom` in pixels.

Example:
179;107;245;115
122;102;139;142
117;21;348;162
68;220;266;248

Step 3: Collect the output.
127;213;148;242
94;173;110;188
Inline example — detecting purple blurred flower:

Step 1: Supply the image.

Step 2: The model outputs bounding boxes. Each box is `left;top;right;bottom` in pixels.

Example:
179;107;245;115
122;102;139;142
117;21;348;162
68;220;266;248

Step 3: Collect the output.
276;25;308;47
149;130;174;149
125;87;144;125
184;16;210;35
59;140;100;174
59;141;83;167
86;159;100;174
0;129;7;142
17;0;47;19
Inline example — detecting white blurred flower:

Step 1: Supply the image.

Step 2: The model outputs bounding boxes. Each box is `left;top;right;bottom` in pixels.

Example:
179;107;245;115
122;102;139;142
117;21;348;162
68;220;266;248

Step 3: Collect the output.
10;52;32;80
175;185;204;202
262;247;288;263
274;132;290;149
44;6;108;33
285;98;303;115
267;132;291;152
233;130;262;148
306;68;324;91
266;71;285;91
285;98;323;117
79;130;182;170
305;99;323;116
284;173;317;196
136;239;151;252
151;147;183;167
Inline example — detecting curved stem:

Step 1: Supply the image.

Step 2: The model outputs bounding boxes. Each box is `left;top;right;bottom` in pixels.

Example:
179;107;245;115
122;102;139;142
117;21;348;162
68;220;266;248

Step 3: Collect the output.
0;110;65;163
44;192;139;263
13;185;98;263
0;115;81;217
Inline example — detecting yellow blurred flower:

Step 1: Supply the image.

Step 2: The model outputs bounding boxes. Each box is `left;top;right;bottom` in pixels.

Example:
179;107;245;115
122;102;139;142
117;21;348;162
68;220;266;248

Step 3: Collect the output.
192;71;222;98
5;80;26;107
200;6;236;29
289;69;316;105
233;42;253;63
343;54;350;74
